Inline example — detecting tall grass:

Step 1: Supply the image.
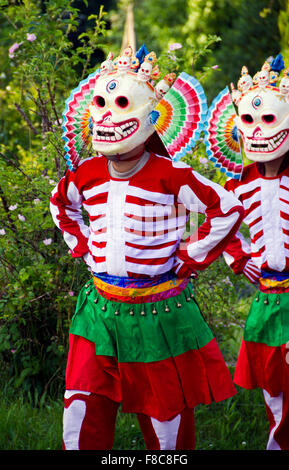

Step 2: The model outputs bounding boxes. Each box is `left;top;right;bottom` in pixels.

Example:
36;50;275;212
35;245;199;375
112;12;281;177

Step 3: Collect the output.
0;386;268;450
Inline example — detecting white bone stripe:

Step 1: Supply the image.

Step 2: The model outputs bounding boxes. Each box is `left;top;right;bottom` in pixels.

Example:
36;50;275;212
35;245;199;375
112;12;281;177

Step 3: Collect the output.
50;153;244;277
224;164;289;274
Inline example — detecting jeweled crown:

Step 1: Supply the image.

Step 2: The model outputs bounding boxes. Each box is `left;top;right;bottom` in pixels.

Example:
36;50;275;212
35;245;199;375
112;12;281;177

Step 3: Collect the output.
99;44;176;101
230;54;289;105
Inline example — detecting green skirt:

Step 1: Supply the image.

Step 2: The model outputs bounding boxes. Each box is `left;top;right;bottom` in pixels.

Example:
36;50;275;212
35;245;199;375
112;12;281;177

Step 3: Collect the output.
244;291;289;347
69;278;213;363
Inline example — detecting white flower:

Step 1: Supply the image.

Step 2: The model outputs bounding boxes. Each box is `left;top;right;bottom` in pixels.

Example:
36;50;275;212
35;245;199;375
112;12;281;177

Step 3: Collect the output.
0;229;5;235
33;198;41;204
18;214;26;221
9;204;18;211
199;156;208;167
43;238;52;246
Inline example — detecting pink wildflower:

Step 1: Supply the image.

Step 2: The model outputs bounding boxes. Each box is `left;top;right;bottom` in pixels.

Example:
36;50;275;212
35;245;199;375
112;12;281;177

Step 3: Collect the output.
68;291;74;297
26;33;36;42
18;214;26;222
9;204;18;211
9;42;21;58
212;65;219;70
0;229;5;235
169;43;182;51
43;238;52;246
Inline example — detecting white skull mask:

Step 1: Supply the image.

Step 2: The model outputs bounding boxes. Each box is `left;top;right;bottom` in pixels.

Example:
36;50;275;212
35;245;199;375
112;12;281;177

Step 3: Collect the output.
137;62;152;82
89;72;157;156
237;74;253;93
154;79;170;100
236;88;289;162
280;76;289;96
253;70;270;87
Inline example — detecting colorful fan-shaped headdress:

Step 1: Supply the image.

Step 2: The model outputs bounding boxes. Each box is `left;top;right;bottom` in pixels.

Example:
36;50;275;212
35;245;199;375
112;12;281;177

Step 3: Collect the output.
151;73;208;161
204;87;243;179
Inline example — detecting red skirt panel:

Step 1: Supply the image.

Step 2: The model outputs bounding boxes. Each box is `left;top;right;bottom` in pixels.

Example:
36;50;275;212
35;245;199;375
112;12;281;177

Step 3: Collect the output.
234;339;289;397
66;334;236;422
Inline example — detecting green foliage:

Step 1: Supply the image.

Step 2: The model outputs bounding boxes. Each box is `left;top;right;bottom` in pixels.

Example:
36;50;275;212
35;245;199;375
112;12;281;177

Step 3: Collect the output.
0;0;107;395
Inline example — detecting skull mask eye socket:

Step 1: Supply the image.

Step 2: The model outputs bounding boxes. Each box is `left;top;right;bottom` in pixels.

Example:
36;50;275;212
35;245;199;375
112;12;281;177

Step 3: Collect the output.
115;96;129;109
262;114;276;124
241;114;254;124
93;95;106;108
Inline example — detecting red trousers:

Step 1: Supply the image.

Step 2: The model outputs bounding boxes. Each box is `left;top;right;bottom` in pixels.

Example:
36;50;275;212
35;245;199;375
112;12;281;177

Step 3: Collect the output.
263;390;289;450
63;391;195;450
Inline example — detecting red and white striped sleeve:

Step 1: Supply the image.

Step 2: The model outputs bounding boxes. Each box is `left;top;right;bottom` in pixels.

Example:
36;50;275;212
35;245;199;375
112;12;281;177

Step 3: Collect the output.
50;169;90;259
172;166;244;278
222;178;261;284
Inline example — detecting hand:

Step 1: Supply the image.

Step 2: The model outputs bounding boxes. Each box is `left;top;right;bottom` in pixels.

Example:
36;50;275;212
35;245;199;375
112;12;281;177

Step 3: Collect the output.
172;255;197;279
243;259;261;284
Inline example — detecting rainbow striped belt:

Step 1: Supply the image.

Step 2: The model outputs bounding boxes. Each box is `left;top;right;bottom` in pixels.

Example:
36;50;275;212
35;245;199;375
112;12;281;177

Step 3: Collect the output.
92;271;189;304
259;270;289;294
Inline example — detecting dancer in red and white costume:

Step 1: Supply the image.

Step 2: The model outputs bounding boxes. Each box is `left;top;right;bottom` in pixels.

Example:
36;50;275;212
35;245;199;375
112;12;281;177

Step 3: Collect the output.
219;57;289;450
51;44;244;450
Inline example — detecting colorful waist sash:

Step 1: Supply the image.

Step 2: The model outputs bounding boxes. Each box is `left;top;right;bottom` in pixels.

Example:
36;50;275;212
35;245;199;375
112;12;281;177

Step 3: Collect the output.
259;270;289;294
92;271;189;304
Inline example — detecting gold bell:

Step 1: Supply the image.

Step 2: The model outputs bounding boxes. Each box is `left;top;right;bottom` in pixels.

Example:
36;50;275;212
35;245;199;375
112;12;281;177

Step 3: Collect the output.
140;310;146;316
114;310;119;316
85;290;91;295
177;303;182;308
190;293;194;298
264;299;268;305
94;298;98;304
186;297;191;302
102;305;107;311
165;305;170;312
152;308;157;315
255;296;259;302
129;309;134;316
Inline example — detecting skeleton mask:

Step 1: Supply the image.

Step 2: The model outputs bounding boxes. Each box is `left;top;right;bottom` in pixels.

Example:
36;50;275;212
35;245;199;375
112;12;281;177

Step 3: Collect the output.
280;69;289;97
89;71;158;156
137;62;153;82
236;87;289;162
237;74;253;93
